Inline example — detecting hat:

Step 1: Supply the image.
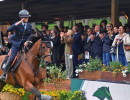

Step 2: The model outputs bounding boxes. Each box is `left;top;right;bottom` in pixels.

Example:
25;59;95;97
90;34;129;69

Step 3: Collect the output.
19;9;31;18
100;28;106;34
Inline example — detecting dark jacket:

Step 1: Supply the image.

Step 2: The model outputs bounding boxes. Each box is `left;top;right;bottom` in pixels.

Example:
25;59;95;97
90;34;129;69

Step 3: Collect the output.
83;35;92;54
102;33;113;53
72;33;81;55
8;22;32;47
91;34;103;55
51;36;60;55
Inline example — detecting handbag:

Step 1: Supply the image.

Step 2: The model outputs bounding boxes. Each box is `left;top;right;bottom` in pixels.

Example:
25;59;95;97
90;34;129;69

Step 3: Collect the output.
124;45;130;51
110;46;116;54
124;36;130;51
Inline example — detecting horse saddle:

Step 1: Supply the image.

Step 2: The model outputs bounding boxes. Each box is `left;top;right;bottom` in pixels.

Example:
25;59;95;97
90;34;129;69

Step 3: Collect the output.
1;51;22;73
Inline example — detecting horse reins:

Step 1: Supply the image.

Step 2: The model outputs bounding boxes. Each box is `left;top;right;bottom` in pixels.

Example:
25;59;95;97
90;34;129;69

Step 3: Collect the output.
22;40;52;76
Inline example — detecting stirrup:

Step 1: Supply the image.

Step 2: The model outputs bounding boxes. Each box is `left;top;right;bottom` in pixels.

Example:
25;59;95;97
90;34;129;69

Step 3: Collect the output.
0;74;7;81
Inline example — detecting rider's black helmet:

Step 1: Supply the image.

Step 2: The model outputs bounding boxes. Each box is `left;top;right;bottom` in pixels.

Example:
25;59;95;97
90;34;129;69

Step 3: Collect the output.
19;9;31;18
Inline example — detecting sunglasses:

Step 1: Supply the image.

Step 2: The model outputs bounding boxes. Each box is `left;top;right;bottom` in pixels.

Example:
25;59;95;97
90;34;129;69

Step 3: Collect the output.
106;26;111;28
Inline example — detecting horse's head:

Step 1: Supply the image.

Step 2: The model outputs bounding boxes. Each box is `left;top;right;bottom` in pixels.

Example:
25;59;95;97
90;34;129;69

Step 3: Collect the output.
39;39;53;66
27;30;53;66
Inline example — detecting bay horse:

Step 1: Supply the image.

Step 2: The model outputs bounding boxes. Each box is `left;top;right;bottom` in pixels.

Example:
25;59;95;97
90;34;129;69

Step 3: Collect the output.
0;36;53;100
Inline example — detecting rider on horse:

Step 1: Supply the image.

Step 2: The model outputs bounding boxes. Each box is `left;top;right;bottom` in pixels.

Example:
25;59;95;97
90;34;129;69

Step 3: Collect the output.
0;9;32;81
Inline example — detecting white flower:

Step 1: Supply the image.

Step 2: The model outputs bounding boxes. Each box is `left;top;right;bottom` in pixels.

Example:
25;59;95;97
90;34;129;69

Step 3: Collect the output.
46;67;50;69
87;62;90;65
123;73;127;77
75;73;78;76
122;69;128;77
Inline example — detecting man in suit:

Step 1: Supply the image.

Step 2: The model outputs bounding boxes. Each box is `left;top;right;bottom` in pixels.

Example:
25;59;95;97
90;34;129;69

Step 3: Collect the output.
83;28;93;62
72;26;81;77
91;25;103;60
0;9;32;81
51;30;60;67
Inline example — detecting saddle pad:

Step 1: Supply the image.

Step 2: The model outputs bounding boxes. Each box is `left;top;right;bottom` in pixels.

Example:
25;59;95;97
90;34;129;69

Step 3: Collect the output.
1;54;22;72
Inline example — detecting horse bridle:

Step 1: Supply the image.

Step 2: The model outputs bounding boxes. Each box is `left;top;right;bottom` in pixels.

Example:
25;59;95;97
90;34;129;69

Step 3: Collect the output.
39;40;53;60
25;40;52;61
23;40;53;76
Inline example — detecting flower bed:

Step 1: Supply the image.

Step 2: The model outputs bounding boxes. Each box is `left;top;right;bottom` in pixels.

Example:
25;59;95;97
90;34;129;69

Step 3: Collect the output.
77;57;130;82
40;90;86;100
79;70;130;82
1;84;25;96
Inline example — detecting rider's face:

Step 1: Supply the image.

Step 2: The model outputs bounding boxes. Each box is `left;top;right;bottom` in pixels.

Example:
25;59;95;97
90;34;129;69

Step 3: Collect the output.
22;17;29;23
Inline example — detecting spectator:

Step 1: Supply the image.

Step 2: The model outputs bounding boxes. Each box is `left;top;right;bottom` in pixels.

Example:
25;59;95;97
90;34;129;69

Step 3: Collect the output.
41;23;48;36
51;30;60;66
102;24;113;66
123;32;130;64
59;26;64;32
84;25;89;33
72;26;81;77
124;24;130;34
91;25;103;60
113;26;119;39
44;30;51;40
0;46;8;55
0;31;4;46
110;26;119;61
61;29;74;79
112;26;128;66
92;23;96;34
64;27;69;33
82;28;93;63
100;20;107;31
5;31;13;49
59;26;65;65
78;22;84;34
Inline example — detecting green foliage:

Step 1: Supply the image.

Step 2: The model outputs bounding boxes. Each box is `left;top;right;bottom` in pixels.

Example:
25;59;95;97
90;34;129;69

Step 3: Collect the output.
22;92;32;100
2;84;25;96
126;64;130;73
43;64;66;90
40;90;86;100
110;61;123;71
39;60;45;68
78;57;103;72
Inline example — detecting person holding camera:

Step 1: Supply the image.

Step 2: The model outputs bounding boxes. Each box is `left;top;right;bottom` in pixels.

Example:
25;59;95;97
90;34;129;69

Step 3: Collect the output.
112;26;128;66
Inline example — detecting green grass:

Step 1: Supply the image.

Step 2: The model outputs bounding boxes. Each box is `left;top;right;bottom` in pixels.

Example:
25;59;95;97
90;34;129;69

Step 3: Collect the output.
22;92;32;100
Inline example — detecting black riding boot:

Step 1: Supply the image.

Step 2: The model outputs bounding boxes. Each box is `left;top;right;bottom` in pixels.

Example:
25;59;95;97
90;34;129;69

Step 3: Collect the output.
0;60;12;81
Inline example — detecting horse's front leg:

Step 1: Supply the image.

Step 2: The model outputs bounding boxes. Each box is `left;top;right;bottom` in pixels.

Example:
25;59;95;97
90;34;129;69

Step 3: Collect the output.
24;81;52;100
24;81;41;100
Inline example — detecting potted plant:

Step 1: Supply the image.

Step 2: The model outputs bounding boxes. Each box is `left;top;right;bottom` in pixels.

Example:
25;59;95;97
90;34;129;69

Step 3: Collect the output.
0;84;25;100
77;57;103;80
40;90;86;100
43;64;66;90
77;57;130;82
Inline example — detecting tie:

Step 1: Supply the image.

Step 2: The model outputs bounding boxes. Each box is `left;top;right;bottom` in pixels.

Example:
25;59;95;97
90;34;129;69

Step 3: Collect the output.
23;23;26;34
24;23;26;30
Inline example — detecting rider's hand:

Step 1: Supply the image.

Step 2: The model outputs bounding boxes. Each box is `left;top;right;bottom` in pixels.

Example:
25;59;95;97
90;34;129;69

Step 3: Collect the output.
15;18;24;26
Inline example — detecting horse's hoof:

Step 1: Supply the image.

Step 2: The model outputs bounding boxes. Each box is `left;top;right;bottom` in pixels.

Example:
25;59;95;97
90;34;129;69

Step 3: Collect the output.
41;94;53;100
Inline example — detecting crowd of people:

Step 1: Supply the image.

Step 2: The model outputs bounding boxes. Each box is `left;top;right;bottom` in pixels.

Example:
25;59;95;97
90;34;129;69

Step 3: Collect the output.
0;19;130;79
